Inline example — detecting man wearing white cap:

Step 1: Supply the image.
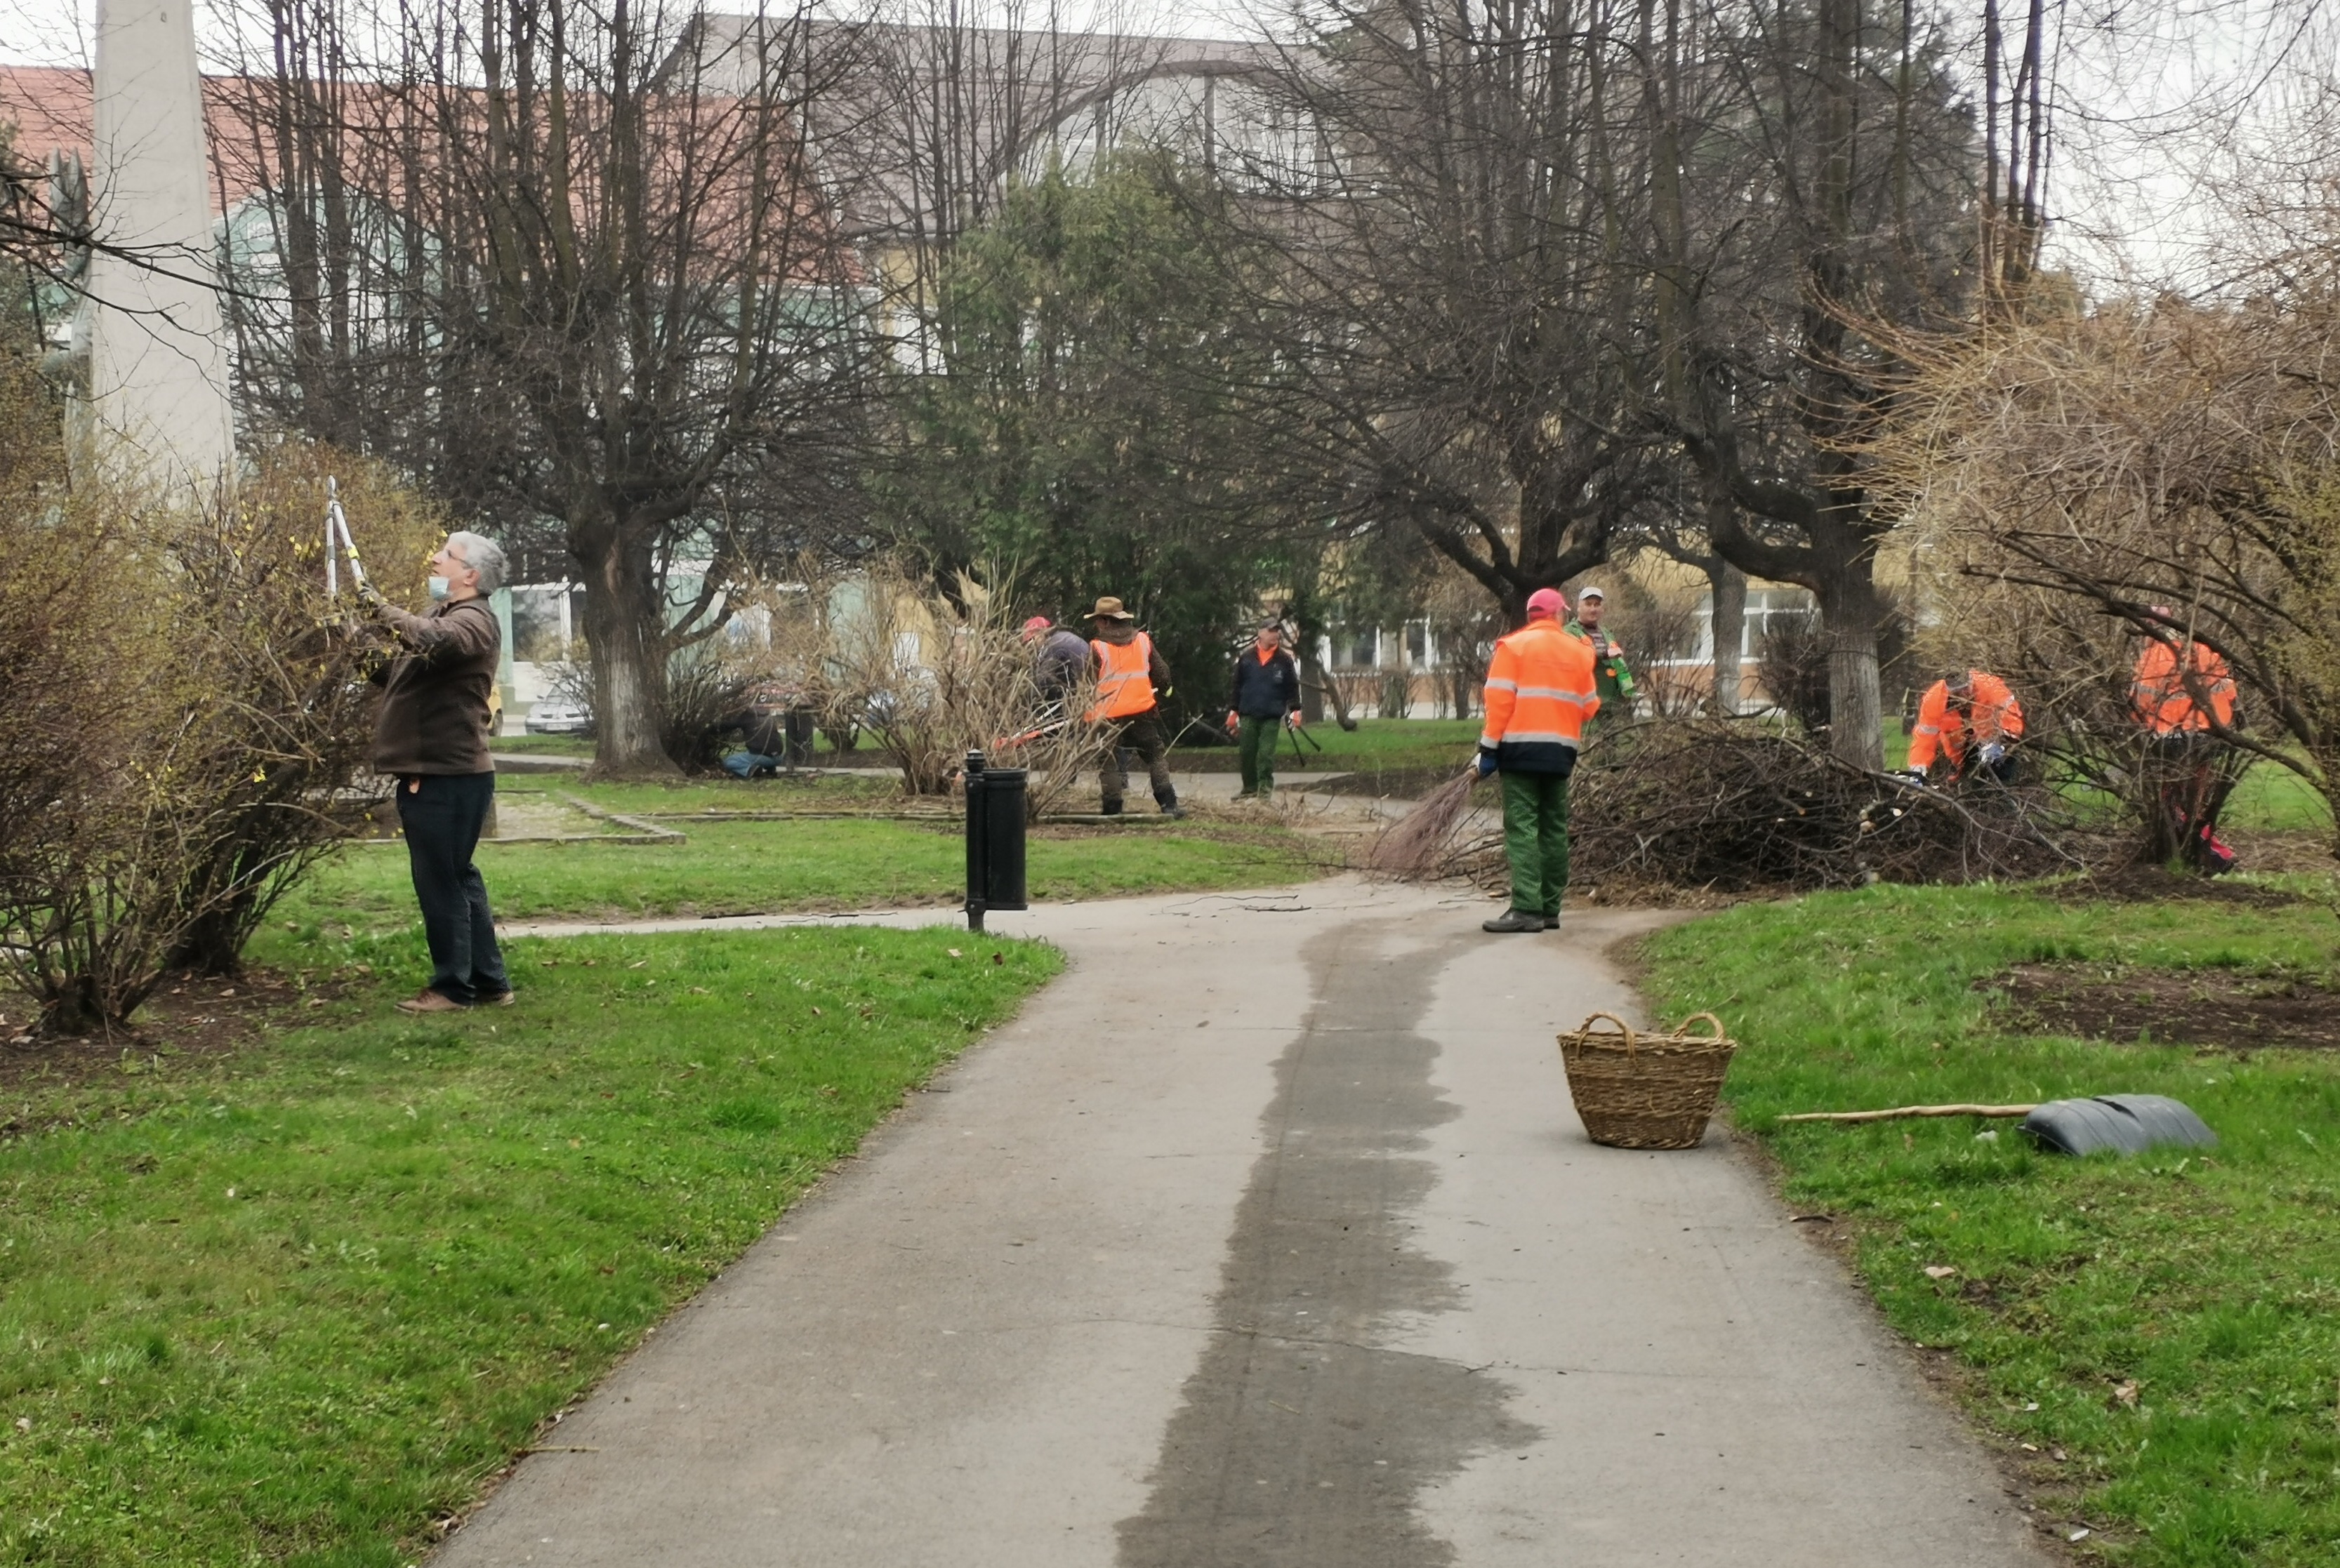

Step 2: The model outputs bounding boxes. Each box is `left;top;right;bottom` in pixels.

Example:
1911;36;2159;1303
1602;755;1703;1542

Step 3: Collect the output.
1566;585;1636;725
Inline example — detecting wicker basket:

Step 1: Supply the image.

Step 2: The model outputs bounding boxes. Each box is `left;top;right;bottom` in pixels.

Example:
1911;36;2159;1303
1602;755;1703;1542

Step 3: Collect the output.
1557;1011;1736;1150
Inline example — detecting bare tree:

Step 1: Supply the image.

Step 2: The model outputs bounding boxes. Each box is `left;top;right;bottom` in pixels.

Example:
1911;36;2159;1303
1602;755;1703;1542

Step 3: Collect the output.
1884;293;2340;860
216;0;878;773
1641;0;2043;764
1231;0;1665;625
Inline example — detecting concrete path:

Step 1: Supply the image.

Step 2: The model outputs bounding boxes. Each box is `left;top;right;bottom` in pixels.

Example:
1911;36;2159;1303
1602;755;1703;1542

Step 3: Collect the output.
438;879;2047;1567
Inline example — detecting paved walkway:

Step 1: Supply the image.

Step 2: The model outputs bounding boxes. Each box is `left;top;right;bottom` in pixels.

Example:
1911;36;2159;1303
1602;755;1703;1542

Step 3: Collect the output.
439;879;2047;1567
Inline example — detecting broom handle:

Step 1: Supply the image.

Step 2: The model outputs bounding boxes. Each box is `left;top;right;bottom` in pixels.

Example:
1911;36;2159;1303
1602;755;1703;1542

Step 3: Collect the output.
1776;1103;2040;1124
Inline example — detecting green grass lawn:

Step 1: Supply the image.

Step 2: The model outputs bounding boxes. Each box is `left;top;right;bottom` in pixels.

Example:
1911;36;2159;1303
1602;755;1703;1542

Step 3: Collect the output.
2225;761;2334;835
286;780;1320;934
539;773;904;816
0;924;1060;1567
485;733;593;756
1638;882;2340;1565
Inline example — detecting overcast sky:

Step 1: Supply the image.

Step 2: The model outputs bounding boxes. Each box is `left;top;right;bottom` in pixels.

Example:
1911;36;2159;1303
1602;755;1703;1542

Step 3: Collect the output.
6;0;2331;291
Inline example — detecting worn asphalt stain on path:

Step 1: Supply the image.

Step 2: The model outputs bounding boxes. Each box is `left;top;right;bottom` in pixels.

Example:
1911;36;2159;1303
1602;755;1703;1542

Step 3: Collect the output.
1118;919;1535;1568
431;884;2049;1567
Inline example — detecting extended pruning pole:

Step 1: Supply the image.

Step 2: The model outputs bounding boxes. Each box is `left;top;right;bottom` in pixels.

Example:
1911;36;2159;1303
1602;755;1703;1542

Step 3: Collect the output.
324;476;369;601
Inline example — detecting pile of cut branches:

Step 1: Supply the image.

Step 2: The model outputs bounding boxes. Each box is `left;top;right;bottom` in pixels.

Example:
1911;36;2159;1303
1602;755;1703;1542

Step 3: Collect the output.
1444;722;2098;893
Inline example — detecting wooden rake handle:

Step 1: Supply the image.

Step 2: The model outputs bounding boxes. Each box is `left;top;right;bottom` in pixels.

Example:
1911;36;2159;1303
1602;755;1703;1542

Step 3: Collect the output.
1776;1103;2040;1124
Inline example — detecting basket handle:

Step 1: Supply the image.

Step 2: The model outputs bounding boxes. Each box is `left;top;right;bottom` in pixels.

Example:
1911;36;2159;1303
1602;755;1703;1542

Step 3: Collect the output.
1573;1011;1637;1060
1675;1012;1728;1044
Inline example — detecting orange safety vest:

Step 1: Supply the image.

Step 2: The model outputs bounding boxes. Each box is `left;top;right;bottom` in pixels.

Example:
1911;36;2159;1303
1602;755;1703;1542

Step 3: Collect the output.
2131;639;2235;735
1479;619;1599;771
1908;670;2024;772
1087;632;1158;721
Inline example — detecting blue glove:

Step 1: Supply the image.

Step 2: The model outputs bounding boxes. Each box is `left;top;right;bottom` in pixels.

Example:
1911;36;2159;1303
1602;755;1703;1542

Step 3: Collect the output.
1475;749;1499;779
1980;742;2007;766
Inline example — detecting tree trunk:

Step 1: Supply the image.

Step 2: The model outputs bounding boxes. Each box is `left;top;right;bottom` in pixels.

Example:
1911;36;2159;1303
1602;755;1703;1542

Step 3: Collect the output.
1707;558;1746;715
1294;627;1328;724
173;901;251;976
575;517;680;776
1820;569;1884;769
41;972;106;1037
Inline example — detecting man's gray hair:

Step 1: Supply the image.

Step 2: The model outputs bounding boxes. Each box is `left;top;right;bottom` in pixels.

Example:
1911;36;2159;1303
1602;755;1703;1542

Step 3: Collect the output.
447;531;508;594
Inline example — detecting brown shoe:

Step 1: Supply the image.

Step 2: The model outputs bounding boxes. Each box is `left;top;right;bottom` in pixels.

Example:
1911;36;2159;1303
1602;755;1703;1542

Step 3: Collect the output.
481;988;515;1008
395;988;467;1015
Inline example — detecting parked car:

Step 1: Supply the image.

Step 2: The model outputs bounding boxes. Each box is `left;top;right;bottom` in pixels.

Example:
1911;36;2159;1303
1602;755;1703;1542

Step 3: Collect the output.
524;698;593;736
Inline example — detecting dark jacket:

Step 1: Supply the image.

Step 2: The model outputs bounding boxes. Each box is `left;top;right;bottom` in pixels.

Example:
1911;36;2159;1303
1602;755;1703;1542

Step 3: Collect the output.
1034;628;1093;703
1229;646;1302;719
716;705;787;756
1088;620;1172;707
371;597;501;776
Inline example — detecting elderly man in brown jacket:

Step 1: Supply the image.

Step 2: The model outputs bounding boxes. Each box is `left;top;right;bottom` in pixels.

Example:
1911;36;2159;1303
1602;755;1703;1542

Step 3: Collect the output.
362;531;513;1014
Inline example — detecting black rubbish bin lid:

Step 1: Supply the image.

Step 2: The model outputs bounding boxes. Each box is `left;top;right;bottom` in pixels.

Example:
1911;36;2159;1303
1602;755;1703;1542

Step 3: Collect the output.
2020;1094;2216;1157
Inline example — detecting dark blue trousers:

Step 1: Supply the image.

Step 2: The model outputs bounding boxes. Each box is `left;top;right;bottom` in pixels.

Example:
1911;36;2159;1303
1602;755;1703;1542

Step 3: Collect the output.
394;772;510;1005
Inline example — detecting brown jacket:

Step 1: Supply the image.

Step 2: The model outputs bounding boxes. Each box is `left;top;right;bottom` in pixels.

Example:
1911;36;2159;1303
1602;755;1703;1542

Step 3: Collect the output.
371;597;501;775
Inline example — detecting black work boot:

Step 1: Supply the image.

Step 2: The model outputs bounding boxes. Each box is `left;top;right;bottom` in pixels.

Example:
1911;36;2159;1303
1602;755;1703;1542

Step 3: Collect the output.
1481;909;1546;934
1155;786;1184;820
1100;798;1124;816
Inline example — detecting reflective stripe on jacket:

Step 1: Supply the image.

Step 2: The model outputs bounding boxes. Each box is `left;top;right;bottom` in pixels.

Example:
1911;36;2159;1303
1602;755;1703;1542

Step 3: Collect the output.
1479;619;1599;773
1088;631;1158;721
1908;670;2024;772
2131;639;2236;734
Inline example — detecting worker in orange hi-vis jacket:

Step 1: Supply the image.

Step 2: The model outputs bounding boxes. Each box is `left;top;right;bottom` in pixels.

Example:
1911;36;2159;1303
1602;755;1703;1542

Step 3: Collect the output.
1906;668;2025;784
2131;631;2237;736
1083;596;1181;818
2130;611;2242;872
1475;587;1599;934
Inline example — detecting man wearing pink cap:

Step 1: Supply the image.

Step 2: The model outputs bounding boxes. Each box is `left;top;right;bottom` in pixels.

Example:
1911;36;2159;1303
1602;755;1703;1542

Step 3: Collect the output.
1474;587;1600;932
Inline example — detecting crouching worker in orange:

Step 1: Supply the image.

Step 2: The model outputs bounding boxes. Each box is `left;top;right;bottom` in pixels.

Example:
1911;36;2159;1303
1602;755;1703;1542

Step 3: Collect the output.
1476;587;1599;933
2131;613;2240;871
1906;668;2024;785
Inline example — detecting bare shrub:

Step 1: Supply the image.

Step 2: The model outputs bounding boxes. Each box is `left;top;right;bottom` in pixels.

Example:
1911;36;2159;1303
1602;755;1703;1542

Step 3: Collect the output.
1882;297;2340;863
164;450;444;973
1755;611;1831;735
1608;592;1707;720
1425;569;1498;721
0;427;441;1034
805;564;1110;818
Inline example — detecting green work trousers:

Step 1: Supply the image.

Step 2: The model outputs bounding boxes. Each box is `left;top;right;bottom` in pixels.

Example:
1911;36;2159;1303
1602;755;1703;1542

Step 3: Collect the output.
1237;715;1281;797
1501;769;1572;918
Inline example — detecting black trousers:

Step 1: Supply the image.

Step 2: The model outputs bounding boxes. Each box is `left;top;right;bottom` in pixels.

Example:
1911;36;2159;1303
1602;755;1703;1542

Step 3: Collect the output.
1099;710;1175;809
395;771;510;1005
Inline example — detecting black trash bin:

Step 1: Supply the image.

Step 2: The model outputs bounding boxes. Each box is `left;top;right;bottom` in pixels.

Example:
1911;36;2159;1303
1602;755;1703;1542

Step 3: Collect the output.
963;750;1028;931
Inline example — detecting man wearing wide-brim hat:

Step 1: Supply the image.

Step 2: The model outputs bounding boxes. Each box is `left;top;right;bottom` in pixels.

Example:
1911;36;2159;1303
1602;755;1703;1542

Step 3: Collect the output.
1083;596;1181;818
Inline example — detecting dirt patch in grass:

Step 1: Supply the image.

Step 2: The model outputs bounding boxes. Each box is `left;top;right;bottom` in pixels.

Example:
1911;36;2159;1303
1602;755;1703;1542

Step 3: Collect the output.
2222;828;2340;876
2047;863;2310;910
1990;961;2340;1051
0;964;345;1098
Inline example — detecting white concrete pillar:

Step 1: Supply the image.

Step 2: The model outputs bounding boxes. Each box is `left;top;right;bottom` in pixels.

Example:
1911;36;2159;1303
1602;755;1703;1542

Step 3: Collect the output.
83;0;237;492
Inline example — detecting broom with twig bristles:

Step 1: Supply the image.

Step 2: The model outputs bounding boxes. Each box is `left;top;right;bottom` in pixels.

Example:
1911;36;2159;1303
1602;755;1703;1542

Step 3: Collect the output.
1361;769;1483;878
